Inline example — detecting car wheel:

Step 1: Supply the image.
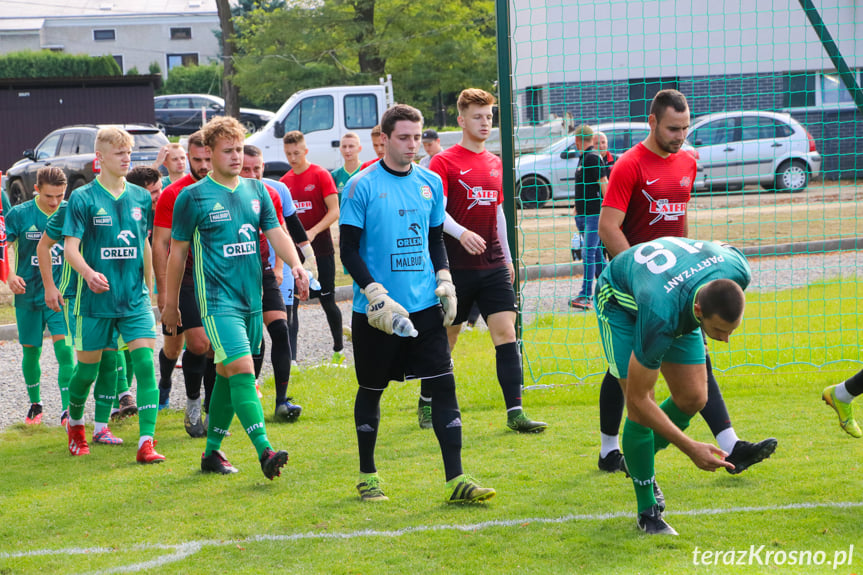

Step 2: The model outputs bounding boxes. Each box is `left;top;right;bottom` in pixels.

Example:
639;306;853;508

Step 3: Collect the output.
516;176;551;209
156;122;167;135
8;179;27;205
243;120;258;134
774;160;809;192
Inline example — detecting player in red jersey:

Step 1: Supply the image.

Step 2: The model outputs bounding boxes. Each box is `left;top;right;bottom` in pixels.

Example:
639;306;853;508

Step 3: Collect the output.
596;89;776;476
427;88;546;433
279;130;345;366
152;131;213;437
359;124;385;170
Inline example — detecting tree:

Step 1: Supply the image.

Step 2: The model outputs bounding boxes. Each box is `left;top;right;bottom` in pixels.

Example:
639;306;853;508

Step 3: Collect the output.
158;63;222;96
216;0;240;118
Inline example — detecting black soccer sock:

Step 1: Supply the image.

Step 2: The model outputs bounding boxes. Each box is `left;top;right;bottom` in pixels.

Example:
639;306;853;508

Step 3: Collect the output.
203;355;216;413
253;338;265;380
181;350;206;400
845;368;863;396
320;293;344;352
495;341;523;411
419;378;432;400
700;352;733;436
427;373;464;481
158;349;175;392
599;369;625;436
354;387;383;474
267;319;292;404
288;300;299;361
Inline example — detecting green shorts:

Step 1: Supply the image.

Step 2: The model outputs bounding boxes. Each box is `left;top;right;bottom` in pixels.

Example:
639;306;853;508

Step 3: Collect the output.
595;299;704;380
15;305;67;347
75;310;156;352
62;298;76;347
203;312;262;365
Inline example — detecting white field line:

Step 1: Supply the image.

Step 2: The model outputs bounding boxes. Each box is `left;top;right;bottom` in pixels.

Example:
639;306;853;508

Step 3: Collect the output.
0;501;860;574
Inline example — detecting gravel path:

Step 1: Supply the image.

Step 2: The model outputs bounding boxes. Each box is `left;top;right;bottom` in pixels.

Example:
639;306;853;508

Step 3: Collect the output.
1;250;861;432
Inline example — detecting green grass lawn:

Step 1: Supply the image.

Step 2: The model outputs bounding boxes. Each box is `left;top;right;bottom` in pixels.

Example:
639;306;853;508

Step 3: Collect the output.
1;306;862;573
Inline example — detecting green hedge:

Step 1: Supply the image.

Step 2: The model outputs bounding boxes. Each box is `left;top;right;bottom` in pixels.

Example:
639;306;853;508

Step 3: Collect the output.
0;50;121;78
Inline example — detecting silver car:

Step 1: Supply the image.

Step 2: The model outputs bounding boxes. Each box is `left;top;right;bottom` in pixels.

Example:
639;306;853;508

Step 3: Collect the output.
688;110;821;192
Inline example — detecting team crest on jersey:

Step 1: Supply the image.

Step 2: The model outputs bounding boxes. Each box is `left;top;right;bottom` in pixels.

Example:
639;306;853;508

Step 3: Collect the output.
420;185;432;199
680;177;691;188
131;207;142;221
305;184;316;192
490;169;500;178
251;199;260;214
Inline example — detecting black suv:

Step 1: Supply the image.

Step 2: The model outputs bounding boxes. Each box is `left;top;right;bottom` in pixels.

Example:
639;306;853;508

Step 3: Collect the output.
5;124;169;205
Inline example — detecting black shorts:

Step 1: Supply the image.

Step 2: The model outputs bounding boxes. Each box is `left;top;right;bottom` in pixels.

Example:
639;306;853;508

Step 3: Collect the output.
352;306;453;390
162;282;203;335
451;266;517;325
310;253;336;298
262;270;287;313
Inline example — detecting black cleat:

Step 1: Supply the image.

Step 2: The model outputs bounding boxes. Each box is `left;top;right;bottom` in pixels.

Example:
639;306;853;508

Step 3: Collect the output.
637;504;678;535
201;450;238;474
598;449;627;473
653;480;665;513
725;438;778;475
260;448;289;480
275;399;303;422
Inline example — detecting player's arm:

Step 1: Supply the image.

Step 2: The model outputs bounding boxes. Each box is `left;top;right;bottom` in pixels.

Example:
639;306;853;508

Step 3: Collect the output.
340;224;374;288
264;225;309;301
496;205;515;283
152;225;171;312
625;355;733;472
162;238;189;333
6;240;25;294
306;193;340;242
64;236;109;293
37;234;63;311
143;238;153;295
598;206;630;259
443;210;486;255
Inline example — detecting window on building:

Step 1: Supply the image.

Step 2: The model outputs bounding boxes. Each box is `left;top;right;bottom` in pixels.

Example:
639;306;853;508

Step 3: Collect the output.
819;71;862;106
166;53;199;71
786;70;862;108
93;29;116;41
112;55;123;73
344;94;378;129
524;86;544;125
170;27;192;40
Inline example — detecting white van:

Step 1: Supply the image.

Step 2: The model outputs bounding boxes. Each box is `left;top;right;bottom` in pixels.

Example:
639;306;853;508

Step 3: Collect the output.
248;76;395;177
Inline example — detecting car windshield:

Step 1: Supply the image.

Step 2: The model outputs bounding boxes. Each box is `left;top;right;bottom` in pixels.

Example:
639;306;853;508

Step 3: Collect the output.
131;132;168;150
536;137;572;155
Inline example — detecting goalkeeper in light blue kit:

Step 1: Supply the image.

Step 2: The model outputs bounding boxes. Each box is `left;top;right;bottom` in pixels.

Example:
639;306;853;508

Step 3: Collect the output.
593;237;752;535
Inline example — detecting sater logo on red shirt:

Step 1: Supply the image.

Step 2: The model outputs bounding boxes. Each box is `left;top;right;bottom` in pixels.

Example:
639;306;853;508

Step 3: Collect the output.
459;179;498;210
304;184;316;192
641;189;686;225
293;200;313;213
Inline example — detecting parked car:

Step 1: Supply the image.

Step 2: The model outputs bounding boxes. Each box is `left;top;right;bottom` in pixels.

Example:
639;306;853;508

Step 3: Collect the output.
514;122;701;207
154;94;275;136
5;124;168;205
688;110;821;192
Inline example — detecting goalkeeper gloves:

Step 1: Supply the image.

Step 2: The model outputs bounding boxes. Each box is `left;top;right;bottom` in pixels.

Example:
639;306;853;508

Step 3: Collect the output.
300;243;318;282
363;282;409;335
434;269;457;327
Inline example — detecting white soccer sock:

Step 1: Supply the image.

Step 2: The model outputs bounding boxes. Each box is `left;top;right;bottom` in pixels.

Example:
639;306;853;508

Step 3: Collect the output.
138;435;153;448
835;382;855;403
119;391;132;400
70;418;85;427
716;428;740;454
600;433;620;458
419;394;432;403
94;421;107;434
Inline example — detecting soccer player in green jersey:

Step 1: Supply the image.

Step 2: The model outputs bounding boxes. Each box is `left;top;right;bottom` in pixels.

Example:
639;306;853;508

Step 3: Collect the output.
593;237;748;535
331;132;362;199
162;116;309;479
5;166;75;425
62;126;164;464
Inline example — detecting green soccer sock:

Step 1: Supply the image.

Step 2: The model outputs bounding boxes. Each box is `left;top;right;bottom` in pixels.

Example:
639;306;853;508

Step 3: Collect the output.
93;351;118;424
68;361;100;421
204;374;234;456
113;350;126;410
53;340;74;411
622;417;657;514
653;397;693;453
130;347;159;438
229;372;271;458
123;349;134;388
22;346;43;404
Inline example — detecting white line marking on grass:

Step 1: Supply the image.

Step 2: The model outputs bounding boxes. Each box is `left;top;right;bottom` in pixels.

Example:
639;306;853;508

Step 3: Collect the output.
2;501;860;574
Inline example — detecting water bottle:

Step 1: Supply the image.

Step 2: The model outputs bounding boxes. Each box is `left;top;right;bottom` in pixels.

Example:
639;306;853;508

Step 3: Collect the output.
392;315;418;338
571;232;583;261
305;268;321;291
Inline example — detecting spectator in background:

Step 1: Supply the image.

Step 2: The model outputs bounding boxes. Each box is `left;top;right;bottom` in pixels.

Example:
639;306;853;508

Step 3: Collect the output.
419;129;443;168
593;131;615;178
152;143;187;188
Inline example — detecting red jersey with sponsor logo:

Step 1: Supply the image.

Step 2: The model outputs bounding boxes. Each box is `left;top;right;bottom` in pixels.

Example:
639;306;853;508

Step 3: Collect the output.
602;142;695;245
154;172;199;284
429;144;505;270
279;164;338;256
258;185;285;270
360;158;380;170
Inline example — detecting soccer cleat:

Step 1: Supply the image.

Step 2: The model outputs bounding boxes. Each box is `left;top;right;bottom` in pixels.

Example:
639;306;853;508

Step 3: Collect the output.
598;449;628;473
570;296;593;310
157;388;170;411
93;427;124;445
259;448;289;480
60;409;69;430
506;412;548;433
724;438;778;475
25;403;43;425
357;473;389;501
331;351;347;367
444;474;496;504
118;394;138;418
275;399;303;422
822;385;862;438
136;438;166;464
201;450;239;474
637;504;677;535
68;424;90;456
109;409;122;422
255;380;263;399
417;398;433;430
184;398;206;438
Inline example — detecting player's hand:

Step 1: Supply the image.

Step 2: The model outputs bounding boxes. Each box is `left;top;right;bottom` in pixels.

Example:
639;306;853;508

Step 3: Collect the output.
363;282;409;335
161;305;182;335
306;229;318;243
291;265;309;301
684;440;734;472
44;285;64;312
458;230;486;256
154;145;169;167
274;267;284;286
7;274;26;295
157;290;167;314
84;270;110;293
505;262;515;284
434;269;457;327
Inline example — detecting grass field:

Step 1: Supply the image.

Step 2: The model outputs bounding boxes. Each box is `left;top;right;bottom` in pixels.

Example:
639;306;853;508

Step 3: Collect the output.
1;293;862;574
